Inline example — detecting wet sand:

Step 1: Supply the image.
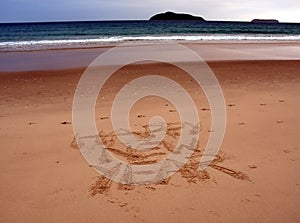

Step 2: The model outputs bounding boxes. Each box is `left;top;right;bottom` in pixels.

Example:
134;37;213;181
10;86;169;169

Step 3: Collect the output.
0;43;300;222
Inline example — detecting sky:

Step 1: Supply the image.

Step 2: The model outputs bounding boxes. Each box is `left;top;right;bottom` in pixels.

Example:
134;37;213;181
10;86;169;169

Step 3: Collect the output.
1;0;300;23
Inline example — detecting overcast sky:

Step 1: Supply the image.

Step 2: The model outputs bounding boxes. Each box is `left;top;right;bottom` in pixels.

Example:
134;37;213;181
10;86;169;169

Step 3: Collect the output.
1;0;300;23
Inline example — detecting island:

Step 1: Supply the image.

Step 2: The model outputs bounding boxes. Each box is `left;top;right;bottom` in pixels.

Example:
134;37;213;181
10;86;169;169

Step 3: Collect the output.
150;11;205;21
251;19;280;24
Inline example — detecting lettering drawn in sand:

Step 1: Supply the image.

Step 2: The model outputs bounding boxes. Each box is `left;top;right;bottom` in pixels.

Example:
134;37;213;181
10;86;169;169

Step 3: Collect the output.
70;121;251;196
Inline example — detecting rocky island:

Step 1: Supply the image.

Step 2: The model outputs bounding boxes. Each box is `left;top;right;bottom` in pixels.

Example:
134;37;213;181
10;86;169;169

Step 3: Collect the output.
150;11;205;21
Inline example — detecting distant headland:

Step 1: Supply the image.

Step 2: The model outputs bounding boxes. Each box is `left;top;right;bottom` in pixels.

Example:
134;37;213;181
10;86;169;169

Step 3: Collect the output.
251;19;280;24
150;11;205;21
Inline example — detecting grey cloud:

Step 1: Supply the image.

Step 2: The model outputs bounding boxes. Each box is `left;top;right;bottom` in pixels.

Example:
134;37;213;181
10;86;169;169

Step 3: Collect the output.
0;0;299;22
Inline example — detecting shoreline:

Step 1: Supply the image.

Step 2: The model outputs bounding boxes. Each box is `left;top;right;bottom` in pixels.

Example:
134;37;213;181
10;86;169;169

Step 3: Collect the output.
1;39;300;53
1;41;300;73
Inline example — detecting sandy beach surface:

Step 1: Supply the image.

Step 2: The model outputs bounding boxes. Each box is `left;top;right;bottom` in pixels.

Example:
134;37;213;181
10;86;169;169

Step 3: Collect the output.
0;42;300;222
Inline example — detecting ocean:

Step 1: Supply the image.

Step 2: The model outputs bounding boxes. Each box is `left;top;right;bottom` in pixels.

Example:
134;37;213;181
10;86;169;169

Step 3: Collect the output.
1;20;300;51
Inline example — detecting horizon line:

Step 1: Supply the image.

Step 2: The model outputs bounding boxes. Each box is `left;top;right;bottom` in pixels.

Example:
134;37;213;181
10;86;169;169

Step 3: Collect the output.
1;18;300;24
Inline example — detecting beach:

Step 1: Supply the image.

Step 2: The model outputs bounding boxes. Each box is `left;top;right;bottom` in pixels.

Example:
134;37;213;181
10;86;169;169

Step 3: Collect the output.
1;42;300;222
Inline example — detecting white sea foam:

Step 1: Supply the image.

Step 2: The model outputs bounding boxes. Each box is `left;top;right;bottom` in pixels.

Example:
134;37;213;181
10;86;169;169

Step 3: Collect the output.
1;34;300;51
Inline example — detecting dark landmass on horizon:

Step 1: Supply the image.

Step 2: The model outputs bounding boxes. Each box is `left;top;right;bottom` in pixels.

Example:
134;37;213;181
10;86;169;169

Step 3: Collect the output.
4;11;300;24
150;11;281;24
150;11;205;21
251;19;279;24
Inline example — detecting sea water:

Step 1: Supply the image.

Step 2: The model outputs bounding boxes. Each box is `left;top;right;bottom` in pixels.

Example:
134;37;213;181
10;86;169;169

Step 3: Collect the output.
1;20;300;51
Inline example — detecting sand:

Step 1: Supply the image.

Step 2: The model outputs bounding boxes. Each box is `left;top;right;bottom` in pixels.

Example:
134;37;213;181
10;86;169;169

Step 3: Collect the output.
0;42;300;222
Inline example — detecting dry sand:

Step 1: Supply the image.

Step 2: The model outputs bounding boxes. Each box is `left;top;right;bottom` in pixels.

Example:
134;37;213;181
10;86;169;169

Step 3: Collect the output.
0;43;300;222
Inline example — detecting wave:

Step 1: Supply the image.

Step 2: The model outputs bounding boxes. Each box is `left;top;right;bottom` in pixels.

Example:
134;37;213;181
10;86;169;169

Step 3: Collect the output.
1;34;300;51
